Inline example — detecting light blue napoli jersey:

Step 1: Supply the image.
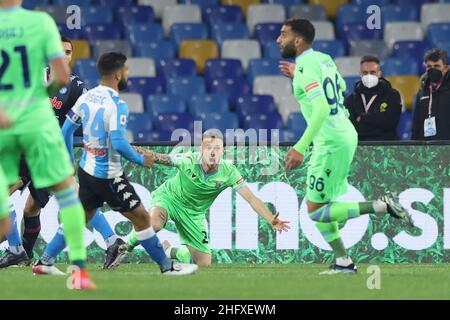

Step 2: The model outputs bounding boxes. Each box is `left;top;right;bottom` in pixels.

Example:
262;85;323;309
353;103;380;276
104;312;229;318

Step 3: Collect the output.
67;85;128;179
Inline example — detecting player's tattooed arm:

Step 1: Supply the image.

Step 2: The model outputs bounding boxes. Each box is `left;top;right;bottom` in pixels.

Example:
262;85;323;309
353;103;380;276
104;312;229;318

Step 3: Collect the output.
133;147;174;166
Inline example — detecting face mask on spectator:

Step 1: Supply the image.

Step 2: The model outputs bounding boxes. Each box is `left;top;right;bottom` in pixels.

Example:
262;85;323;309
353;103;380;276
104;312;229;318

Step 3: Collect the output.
361;74;379;88
427;68;443;84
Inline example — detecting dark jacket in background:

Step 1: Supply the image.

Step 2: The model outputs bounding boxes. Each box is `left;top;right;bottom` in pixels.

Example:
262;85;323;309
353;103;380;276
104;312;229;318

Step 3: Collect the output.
412;71;450;141
344;78;402;141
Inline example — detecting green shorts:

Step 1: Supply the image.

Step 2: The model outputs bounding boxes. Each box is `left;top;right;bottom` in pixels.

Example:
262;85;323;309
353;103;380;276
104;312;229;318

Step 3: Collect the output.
0;119;74;190
150;193;210;254
0;165;9;218
306;141;357;203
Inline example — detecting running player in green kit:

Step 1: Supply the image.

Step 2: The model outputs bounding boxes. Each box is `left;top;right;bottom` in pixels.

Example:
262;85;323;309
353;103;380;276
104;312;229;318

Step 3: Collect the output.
112;130;290;268
0;0;94;289
278;19;414;274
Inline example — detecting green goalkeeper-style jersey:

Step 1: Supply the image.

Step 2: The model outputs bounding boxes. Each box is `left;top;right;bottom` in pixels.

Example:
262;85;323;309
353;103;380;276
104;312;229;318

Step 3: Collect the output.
0;6;63;132
292;49;356;153
153;152;246;216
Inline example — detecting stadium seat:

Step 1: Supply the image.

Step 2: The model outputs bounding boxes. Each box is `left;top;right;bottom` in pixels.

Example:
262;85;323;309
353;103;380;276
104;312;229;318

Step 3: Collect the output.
198;112;239;132
92;40;132;59
380;5;418;27
146;94;187;117
204;59;245;84
246;4;286;35
98;0;135;7
289;5;327;20
391;40;432;74
70;40;91;68
393;0;435;8
384;22;424;49
242;112;284;131
80;6;113;26
385;76;420;110
278;129;303;143
162;5;202;37
310;21;335;40
138;0;177;19
235;95;277;122
23;0;49;10
134;130;172;142
348;40;390;58
252;75;292;106
287;112;307;133
159;59;197;80
262;41;282;59
434;41;450;57
128;113;153;132
121;94;145;114
58;24;84;40
115;6;155;27
166;77;207;100
180;0;219;5
262;0;305;12
421;4;450;31
221;0;262;17
247;59;281;84
340;22;382;41
188;94;230;116
179;40;219;73
381;57;419;76
309;0;348;18
313;40;346;59
126;23;164;46
352;0;389;6
127;77;165;100
83;24;122;43
209;77;251;104
211;23;249;45
396;111;413;140
426;23;450;46
152;113;195;132
134;41;176;61
34;5;67;24
343;76;360;95
128;58;157;78
203;5;244;25
335;57;361;77
336;5;369;34
74;59;99;82
254;23;284;45
169;23;209;47
221;40;262;70
277;96;301;124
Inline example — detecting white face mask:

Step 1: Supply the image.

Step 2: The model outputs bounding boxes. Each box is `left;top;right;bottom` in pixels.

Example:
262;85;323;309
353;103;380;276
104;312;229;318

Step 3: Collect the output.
361;74;379;88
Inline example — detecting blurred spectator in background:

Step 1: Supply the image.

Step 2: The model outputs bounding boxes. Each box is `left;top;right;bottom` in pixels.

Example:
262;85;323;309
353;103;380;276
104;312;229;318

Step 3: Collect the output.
344;56;401;141
412;49;450;141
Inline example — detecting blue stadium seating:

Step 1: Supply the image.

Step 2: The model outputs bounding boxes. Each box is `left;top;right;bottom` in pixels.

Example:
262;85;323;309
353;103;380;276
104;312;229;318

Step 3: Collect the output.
127;77;165;99
262;0;306;12
263;41;282;59
313;40;346;59
97;0;134;7
23;0;49;9
83;24;122;43
134;130;172;142
343;76;360;95
392;0;436;10
134;41;176;61
146;94;187;117
340;22;383;41
427;23;450;46
391;40;432;74
80;6;113;26
278;129;303;143
198;112;239;132
159;59;197;81
188;94;229;116
204;59;245;84
74;59;99;82
210;23;249;45
203;5;243;26
396;111;413;140
381;57;419;76
247;59;281;84
242;113;284;131
54;0;91;6
170;23;209;47
58;24;85;39
337;5;369;34
254;23;283;45
435;41;450;56
153;113;195;132
180;0;219;5
126;23;164;46
287;112;307;133
381;5;418;26
166;77;207;100
115;6;155;27
352;0;390;6
128;113;153;133
209;77;251;104
235;95;277;121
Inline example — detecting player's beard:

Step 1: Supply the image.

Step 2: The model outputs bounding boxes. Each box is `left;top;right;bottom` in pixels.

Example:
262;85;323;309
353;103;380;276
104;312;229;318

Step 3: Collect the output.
118;78;127;91
281;42;296;59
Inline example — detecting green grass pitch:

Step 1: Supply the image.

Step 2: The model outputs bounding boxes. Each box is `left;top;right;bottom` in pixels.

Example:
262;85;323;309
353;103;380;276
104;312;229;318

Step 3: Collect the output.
0;263;448;300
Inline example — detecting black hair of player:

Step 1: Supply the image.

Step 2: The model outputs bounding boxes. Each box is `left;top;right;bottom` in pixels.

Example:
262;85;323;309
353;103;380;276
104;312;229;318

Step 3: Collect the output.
61;35;73;50
424;48;448;65
283;19;315;44
97;52;127;77
360;55;380;65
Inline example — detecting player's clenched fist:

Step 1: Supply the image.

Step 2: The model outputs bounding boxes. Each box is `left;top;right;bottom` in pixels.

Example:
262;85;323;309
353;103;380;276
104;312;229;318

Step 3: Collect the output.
284;148;304;171
143;152;155;168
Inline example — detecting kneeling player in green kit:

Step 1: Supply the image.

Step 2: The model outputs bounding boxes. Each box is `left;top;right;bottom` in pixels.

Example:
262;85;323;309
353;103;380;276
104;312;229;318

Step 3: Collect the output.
278;19;415;274
111;130;290;268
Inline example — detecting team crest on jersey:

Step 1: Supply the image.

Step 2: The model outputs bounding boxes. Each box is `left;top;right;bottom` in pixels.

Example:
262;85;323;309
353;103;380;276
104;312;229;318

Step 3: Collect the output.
59;87;68;95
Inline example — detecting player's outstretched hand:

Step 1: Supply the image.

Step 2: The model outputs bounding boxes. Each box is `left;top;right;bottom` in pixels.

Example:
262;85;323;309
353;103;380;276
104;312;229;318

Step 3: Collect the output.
284;148;304;171
143;152;155;168
0;109;12;129
279;61;295;78
271;213;290;233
